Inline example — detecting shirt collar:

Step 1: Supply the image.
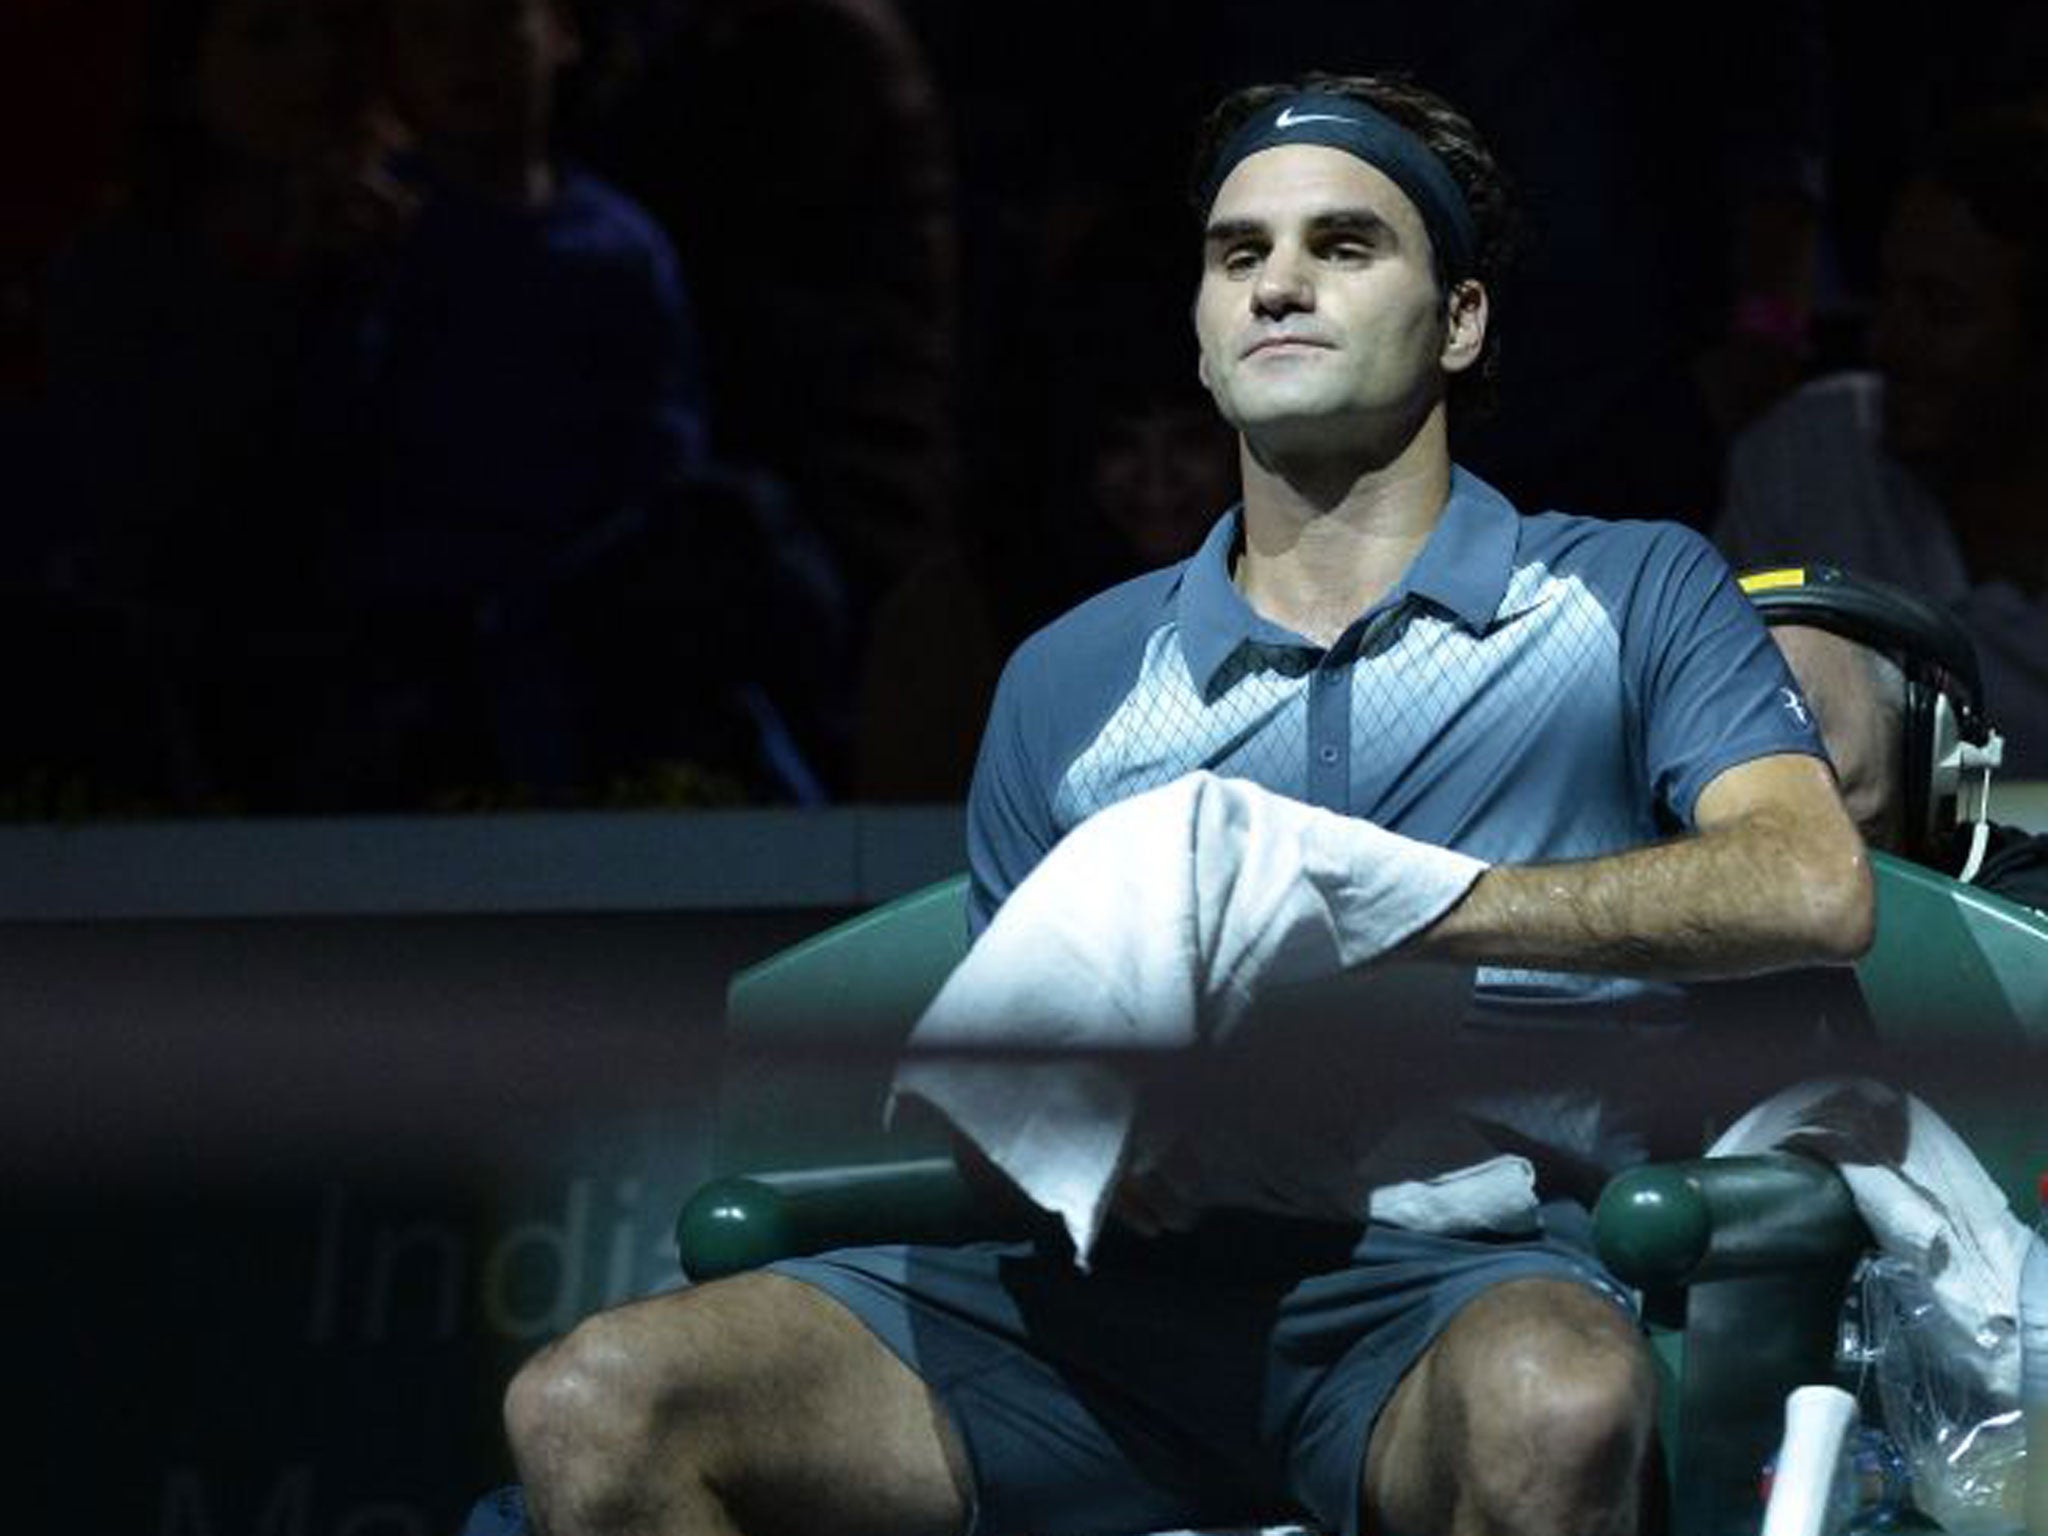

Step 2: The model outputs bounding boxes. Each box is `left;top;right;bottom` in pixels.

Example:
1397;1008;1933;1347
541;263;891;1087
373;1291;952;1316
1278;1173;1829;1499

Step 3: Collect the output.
1402;465;1520;632
1174;465;1522;690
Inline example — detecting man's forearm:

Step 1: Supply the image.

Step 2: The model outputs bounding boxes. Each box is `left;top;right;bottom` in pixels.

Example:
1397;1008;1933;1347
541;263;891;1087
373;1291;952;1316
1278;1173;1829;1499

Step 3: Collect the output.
1413;804;1873;980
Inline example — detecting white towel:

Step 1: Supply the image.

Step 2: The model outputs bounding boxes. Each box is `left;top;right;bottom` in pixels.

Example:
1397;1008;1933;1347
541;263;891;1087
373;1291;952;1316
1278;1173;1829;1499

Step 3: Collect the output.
1709;1076;2031;1398
1367;1153;1541;1233
890;771;1498;1264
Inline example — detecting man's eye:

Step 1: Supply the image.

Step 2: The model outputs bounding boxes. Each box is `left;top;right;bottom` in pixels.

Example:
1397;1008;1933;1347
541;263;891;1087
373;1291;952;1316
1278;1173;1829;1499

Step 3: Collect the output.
1324;239;1373;263
1221;247;1262;276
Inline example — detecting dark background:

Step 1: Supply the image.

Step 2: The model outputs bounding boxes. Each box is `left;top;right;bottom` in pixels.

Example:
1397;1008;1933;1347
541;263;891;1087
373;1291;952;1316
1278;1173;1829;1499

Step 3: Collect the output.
8;0;2048;819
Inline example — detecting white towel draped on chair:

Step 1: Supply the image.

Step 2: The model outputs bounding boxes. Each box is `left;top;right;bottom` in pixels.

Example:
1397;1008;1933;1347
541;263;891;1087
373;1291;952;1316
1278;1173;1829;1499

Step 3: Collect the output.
890;770;1499;1265
1709;1075;2031;1398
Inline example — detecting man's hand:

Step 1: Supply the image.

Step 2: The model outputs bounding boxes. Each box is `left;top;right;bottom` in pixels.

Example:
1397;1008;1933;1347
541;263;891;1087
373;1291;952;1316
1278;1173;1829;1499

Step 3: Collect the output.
1413;753;1873;979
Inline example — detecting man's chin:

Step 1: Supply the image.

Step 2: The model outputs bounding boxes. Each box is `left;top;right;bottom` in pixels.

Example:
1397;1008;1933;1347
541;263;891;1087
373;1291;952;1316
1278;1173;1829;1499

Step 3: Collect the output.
1229;396;1363;442
1243;417;1351;462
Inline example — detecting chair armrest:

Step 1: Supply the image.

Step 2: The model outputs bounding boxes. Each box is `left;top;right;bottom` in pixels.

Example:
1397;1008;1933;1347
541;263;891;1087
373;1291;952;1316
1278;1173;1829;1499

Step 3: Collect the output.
685;1150;1871;1287
676;1157;997;1281
1593;1152;1868;1289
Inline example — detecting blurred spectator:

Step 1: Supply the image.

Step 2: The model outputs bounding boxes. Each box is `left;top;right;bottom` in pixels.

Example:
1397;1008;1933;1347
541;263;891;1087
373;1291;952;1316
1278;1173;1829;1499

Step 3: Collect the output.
1714;104;2048;774
582;0;960;659
0;0;150;405
373;0;707;511
1032;214;1239;603
30;0;407;814
28;0;836;815
1820;0;2048;333
317;0;729;806
42;0;406;557
854;242;1231;802
0;2;155;812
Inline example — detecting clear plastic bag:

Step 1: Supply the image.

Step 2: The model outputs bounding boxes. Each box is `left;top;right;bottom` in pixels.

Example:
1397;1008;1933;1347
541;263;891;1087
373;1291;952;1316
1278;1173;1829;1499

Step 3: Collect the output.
1845;1254;2026;1535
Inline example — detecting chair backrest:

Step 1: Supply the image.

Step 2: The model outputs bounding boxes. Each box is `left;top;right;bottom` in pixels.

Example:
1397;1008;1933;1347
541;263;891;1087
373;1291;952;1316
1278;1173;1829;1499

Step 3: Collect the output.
1857;850;2048;1212
1859;850;2048;1040
716;874;970;1174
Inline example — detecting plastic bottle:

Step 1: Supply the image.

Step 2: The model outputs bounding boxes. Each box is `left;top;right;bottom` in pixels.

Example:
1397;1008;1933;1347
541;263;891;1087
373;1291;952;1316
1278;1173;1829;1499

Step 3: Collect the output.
2022;1169;2048;1536
1760;1424;1912;1534
1760;1385;1860;1536
1841;1427;1912;1533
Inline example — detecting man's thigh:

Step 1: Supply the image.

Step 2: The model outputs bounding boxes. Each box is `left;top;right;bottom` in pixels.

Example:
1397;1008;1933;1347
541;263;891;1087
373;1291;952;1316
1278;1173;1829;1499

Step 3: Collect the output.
772;1212;1633;1536
529;1270;974;1536
1275;1209;1639;1536
772;1239;1299;1536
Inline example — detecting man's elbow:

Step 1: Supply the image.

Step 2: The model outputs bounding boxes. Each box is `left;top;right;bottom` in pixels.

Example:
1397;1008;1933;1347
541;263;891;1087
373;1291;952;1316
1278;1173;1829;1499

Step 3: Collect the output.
1794;837;1876;963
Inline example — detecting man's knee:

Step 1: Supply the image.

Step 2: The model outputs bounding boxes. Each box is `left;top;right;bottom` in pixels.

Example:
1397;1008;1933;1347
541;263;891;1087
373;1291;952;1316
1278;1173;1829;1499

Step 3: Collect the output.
504;1298;690;1533
505;1276;792;1531
1446;1281;1655;1526
1465;1322;1649;1475
1370;1277;1655;1536
503;1271;972;1536
505;1304;667;1474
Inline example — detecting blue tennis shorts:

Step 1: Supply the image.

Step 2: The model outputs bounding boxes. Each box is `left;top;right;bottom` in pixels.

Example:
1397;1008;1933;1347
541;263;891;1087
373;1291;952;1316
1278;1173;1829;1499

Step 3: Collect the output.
771;1201;1633;1536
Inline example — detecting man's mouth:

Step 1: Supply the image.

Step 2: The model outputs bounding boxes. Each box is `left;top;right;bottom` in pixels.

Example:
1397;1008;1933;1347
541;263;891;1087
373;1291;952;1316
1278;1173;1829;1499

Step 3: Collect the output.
1243;334;1333;358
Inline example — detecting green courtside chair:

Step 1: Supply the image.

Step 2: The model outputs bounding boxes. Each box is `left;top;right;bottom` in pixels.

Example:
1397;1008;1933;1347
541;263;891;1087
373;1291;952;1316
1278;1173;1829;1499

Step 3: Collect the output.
681;873;978;1270
677;852;2048;1536
1591;851;2048;1536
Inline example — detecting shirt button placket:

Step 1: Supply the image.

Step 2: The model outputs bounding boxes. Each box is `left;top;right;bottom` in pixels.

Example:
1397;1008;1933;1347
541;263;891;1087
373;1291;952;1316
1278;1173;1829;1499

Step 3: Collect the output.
1308;663;1349;811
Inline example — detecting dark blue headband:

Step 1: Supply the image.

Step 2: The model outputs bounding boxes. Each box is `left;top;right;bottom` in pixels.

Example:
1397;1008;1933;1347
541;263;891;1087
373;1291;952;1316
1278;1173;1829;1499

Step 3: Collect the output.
1199;92;1478;283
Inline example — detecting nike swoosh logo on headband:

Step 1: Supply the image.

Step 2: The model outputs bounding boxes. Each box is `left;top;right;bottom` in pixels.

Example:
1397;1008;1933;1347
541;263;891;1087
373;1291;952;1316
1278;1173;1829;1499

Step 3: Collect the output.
1274;106;1354;129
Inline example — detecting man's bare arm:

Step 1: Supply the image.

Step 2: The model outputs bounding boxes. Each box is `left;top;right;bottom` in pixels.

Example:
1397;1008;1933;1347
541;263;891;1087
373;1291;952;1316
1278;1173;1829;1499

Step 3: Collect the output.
1413;754;1874;980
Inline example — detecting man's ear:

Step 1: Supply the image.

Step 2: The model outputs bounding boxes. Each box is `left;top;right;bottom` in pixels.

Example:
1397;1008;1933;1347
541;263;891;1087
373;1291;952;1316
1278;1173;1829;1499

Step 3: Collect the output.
1440;279;1489;375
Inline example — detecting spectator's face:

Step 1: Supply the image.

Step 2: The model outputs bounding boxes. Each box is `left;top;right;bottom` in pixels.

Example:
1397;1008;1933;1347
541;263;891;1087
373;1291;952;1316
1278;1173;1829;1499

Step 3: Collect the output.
390;0;574;143
1869;180;2035;470
1091;402;1237;563
198;0;385;167
1771;625;1904;851
1194;145;1473;460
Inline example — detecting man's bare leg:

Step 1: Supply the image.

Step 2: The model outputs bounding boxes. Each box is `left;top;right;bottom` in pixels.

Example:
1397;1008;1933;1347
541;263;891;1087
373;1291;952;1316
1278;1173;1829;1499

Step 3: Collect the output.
1363;1277;1657;1536
505;1272;973;1536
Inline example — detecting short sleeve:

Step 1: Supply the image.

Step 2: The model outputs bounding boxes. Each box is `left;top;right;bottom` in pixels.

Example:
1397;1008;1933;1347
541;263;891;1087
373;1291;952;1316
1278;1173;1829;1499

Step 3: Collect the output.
958;565;1188;936
963;640;1060;937
1623;524;1825;826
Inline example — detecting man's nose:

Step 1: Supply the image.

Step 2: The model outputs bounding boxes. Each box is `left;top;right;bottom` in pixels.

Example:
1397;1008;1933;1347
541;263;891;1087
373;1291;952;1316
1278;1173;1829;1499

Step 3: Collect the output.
1252;245;1314;317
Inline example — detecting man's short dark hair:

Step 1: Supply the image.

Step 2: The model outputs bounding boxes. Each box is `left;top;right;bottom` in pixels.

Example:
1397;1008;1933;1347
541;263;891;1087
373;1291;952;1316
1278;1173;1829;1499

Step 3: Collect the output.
1190;72;1521;422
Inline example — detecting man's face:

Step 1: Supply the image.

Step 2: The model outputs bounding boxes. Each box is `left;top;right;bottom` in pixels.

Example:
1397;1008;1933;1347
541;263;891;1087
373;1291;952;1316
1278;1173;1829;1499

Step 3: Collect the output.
1193;144;1473;460
1770;625;1905;852
1868;180;2038;470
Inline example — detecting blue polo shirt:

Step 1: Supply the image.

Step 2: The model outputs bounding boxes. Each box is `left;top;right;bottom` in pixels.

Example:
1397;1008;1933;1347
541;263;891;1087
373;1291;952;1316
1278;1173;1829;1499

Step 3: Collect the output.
966;467;1824;1029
